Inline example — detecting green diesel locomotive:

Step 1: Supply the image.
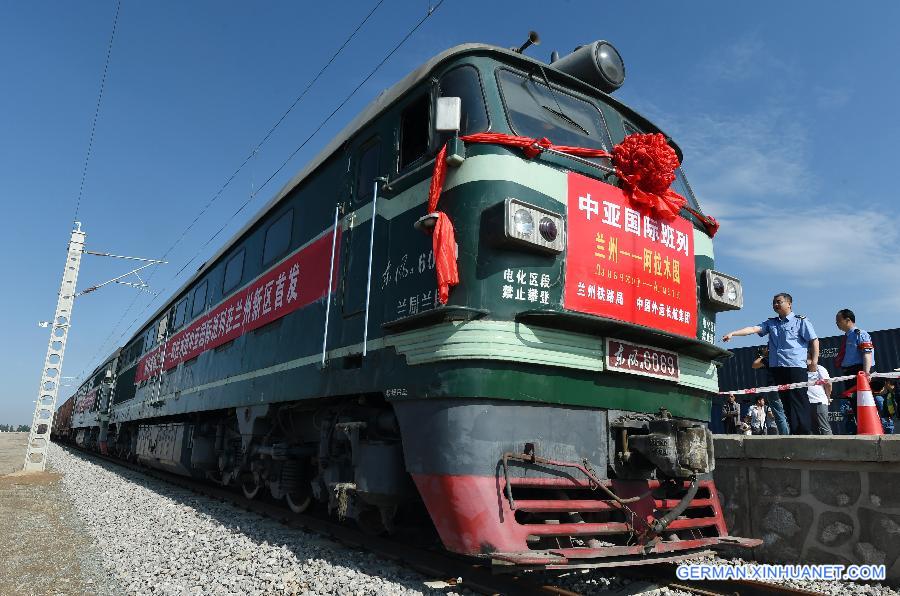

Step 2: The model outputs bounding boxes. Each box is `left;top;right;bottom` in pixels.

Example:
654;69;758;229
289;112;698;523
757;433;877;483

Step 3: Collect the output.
59;38;755;569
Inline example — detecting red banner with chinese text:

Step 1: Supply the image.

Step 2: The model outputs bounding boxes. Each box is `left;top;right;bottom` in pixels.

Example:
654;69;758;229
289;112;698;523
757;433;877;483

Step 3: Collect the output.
564;173;697;338
135;230;341;383
75;388;97;414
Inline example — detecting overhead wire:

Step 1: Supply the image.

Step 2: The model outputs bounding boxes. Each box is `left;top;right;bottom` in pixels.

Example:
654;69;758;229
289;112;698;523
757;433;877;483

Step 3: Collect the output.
75;0;385;382
73;0;122;224
159;0;387;268
77;0;445;382
173;0;446;280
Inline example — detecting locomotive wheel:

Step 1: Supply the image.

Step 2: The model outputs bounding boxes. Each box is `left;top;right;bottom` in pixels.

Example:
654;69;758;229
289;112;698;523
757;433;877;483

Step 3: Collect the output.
241;475;261;500
285;490;311;513
280;458;311;513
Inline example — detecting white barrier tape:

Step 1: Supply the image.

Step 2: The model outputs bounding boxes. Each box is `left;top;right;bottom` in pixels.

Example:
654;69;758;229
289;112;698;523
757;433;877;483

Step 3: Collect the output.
718;371;900;396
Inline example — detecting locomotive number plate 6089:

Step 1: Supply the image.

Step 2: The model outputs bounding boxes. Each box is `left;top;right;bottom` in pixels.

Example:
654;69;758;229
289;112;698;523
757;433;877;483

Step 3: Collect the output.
605;338;679;382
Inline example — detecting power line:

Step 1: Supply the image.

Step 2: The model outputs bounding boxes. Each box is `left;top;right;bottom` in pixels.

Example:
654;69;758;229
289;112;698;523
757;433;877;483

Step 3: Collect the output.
105;0;446;363
76;0;386;380
173;0;446;280
73;0;122;223
73;0;406;382
160;0;387;268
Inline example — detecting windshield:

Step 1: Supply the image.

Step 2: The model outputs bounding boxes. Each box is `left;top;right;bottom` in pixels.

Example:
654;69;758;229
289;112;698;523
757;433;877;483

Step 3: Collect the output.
497;69;613;153
671;167;702;212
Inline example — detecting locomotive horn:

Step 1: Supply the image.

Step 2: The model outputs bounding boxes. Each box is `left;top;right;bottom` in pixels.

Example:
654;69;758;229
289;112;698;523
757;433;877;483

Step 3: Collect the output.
514;31;540;54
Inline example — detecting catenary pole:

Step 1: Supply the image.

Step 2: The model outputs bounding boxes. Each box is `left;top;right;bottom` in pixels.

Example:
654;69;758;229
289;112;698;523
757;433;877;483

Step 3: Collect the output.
22;223;165;470
24;222;86;471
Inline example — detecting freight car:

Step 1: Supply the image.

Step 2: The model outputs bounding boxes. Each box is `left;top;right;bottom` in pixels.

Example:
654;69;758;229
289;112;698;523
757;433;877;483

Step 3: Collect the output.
51;394;75;444
63;38;757;568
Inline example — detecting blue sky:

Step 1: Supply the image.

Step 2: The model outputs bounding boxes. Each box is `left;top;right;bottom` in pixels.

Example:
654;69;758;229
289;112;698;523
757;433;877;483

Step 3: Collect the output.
2;1;899;424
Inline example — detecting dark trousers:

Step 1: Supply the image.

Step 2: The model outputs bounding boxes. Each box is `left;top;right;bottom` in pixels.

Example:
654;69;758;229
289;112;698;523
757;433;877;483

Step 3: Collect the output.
771;366;812;434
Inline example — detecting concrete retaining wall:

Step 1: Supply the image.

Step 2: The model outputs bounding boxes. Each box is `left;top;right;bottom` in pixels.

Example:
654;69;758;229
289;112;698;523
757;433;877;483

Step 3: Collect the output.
713;435;900;581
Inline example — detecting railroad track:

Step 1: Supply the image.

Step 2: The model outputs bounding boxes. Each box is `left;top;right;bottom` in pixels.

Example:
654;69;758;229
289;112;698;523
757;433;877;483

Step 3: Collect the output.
62;446;823;596
61;445;582;595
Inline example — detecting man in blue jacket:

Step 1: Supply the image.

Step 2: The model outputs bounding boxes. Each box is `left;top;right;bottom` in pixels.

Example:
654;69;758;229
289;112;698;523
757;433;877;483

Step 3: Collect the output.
723;293;819;434
835;308;875;428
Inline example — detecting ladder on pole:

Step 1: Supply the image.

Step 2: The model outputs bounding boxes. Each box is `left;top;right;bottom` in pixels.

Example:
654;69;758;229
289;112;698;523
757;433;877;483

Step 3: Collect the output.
23;223;86;471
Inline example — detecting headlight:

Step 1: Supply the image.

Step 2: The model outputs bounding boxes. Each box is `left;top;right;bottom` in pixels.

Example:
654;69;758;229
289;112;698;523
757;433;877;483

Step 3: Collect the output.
504;198;565;253
513;209;535;237
725;281;738;302
704;270;743;311
551;40;626;93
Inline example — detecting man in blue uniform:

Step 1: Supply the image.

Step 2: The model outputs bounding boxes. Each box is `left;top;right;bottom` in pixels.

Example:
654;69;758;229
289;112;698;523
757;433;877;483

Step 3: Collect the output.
835;308;875;428
722;293;819;434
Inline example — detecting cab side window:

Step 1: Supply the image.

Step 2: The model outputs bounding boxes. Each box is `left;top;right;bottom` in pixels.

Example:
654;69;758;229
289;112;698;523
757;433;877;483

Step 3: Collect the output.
438;65;489;135
191;280;208;318
144;323;157;352
355;139;380;205
172;297;189;330
263;210;293;266
399;93;429;170
223;248;245;296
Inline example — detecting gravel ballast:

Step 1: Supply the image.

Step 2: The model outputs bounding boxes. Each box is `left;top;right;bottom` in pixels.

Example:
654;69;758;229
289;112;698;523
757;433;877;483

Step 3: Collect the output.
47;444;899;595
49;444;465;596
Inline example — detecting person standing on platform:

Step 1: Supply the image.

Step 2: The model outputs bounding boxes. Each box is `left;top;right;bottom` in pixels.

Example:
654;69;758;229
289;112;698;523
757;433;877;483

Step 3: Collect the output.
751;346;788;434
765;403;780;435
747;396;769;435
722;393;740;434
807;363;833;435
722;293;819;434
835;309;875;427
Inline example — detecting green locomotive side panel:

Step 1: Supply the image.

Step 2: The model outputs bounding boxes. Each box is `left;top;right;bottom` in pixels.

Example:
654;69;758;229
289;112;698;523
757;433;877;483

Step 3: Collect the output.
385;320;717;393
693;229;719;345
390;321;602;370
384;361;711;421
109;46;729;431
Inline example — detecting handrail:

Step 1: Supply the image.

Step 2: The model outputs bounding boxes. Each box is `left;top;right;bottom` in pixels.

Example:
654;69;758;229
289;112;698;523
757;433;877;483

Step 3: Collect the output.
321;204;341;367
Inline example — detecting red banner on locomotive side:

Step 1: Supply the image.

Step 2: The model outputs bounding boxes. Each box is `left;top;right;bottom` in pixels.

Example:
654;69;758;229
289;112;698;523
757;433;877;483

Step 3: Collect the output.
74;388;98;414
135;230;340;383
564;172;697;338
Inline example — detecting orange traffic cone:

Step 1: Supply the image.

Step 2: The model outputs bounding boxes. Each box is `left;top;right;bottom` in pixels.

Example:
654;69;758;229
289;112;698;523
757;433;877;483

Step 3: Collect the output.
855;372;884;436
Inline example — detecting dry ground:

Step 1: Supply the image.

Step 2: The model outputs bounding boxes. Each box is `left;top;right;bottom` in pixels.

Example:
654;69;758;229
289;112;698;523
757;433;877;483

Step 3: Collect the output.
0;433;106;595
